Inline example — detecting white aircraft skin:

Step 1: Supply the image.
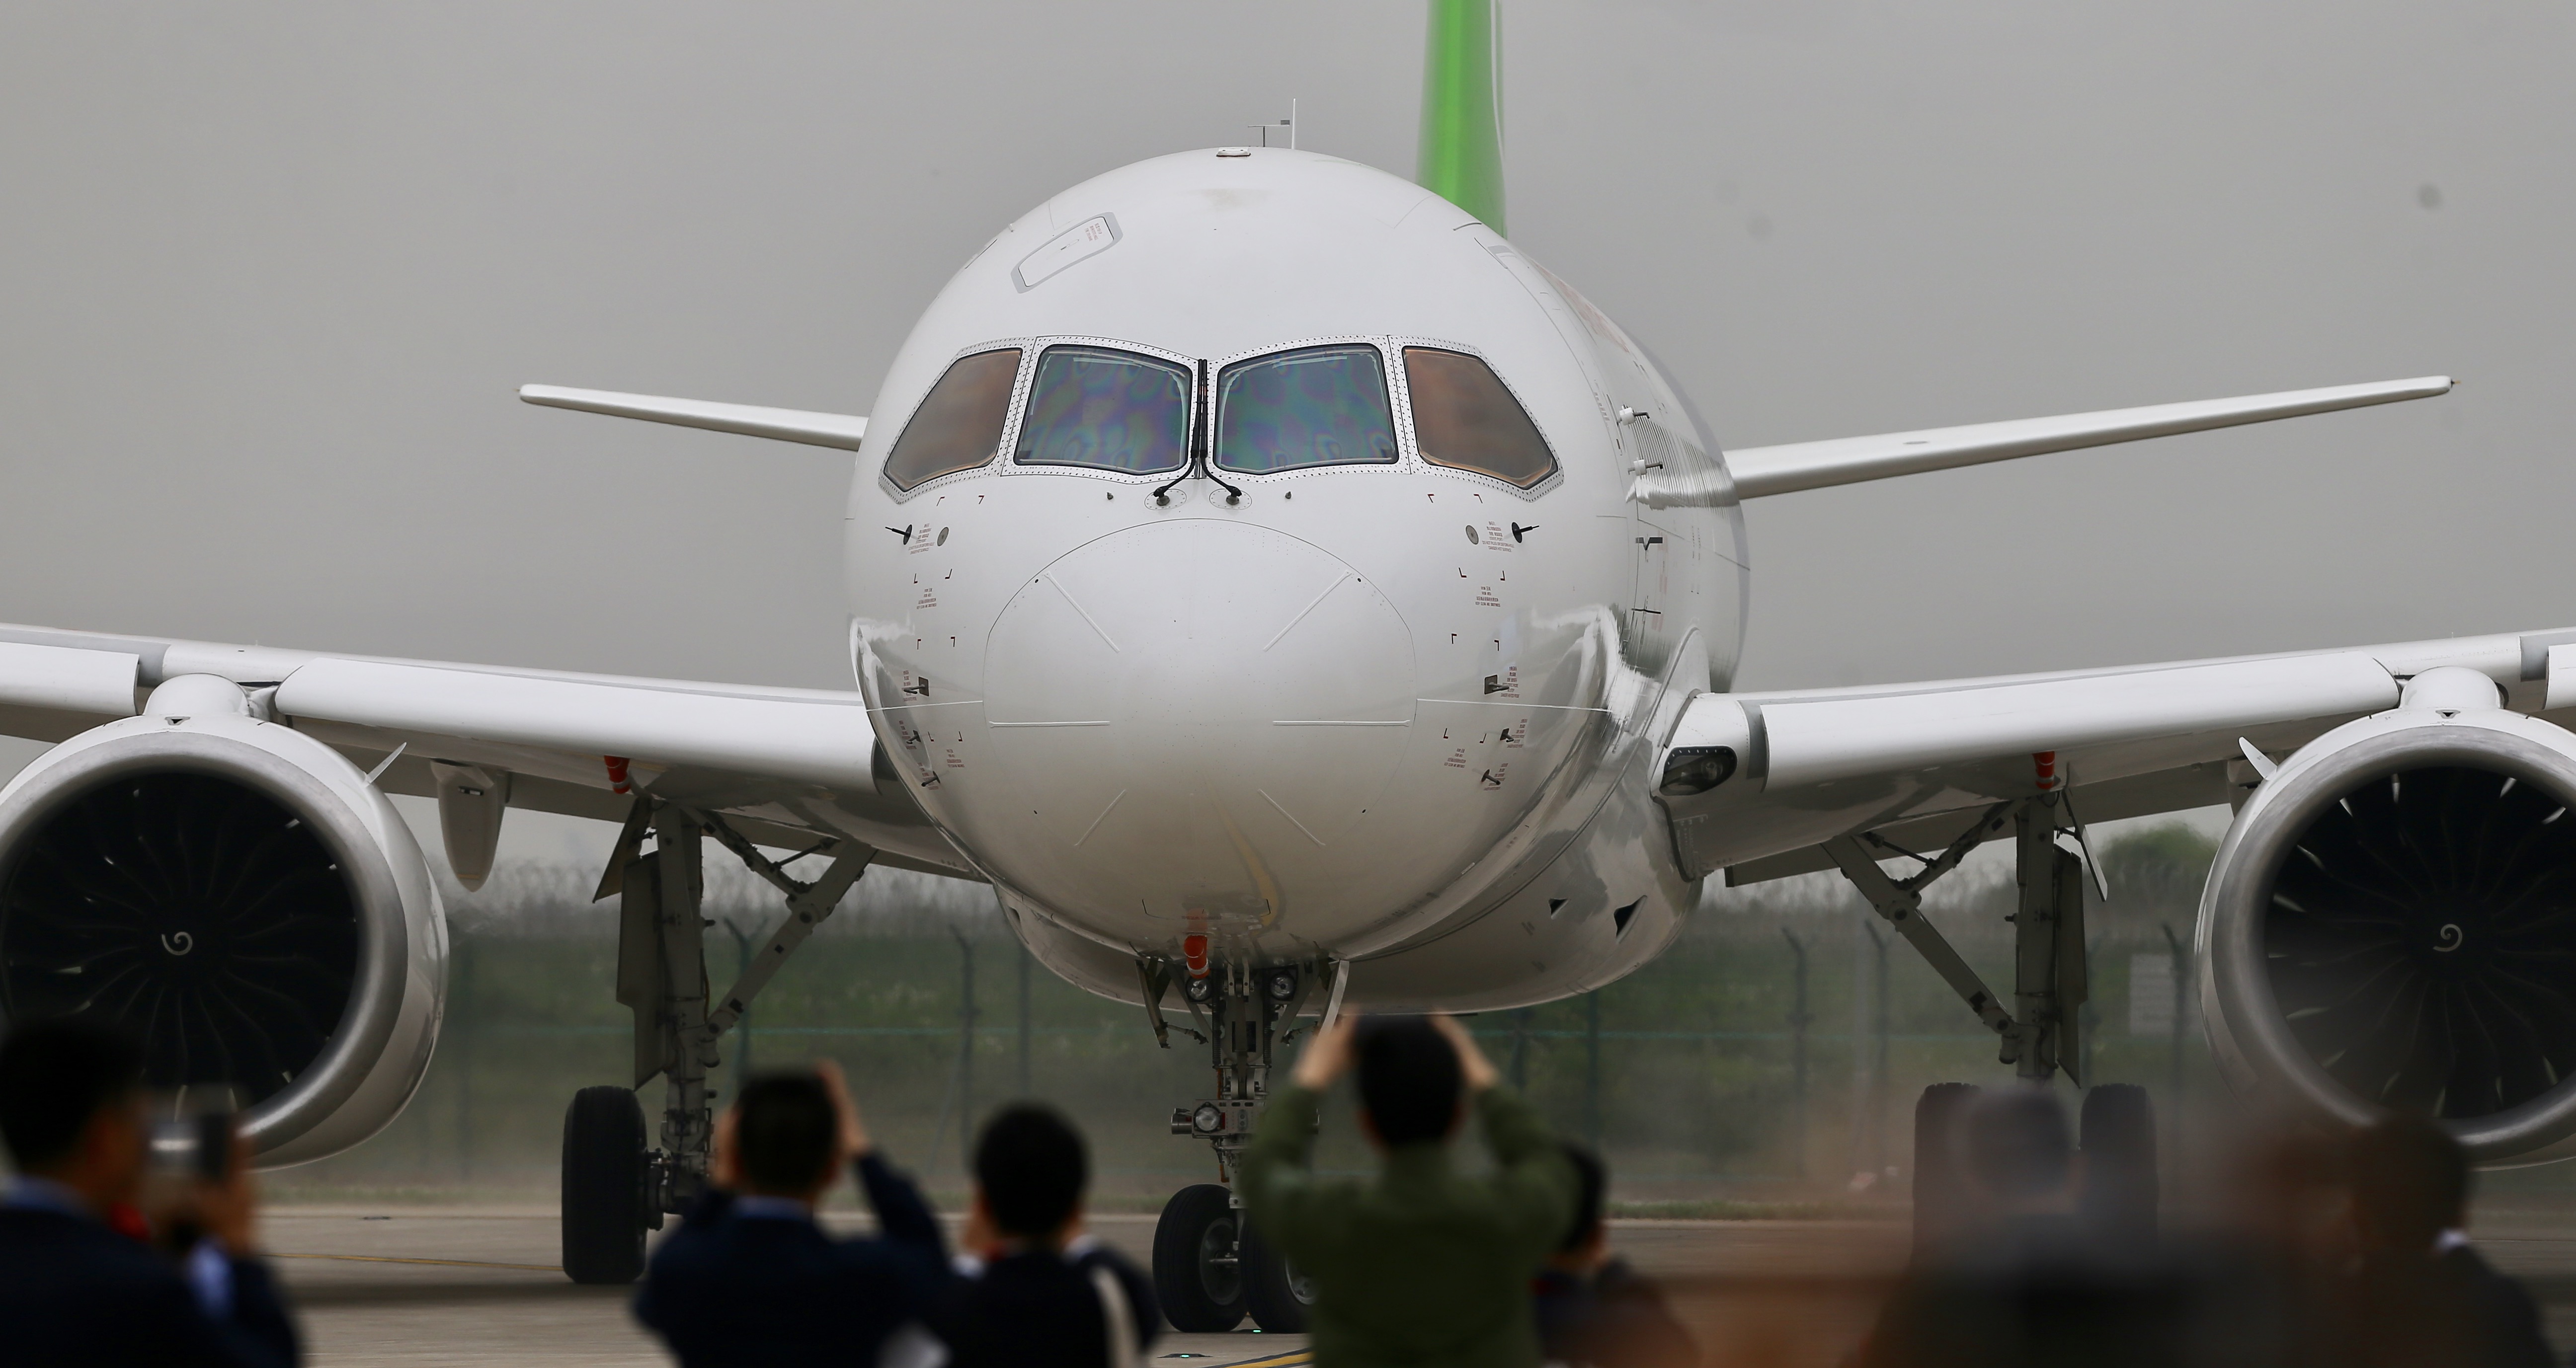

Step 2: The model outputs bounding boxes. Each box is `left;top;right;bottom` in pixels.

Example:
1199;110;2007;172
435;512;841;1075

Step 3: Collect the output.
844;147;1744;1012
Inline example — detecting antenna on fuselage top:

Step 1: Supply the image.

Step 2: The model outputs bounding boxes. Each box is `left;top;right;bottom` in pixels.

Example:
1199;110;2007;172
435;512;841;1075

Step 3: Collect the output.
1247;100;1296;149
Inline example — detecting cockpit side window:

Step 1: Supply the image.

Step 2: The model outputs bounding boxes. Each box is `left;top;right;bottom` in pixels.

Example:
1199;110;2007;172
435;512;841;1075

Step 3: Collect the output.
1213;345;1399;475
881;348;1022;491
1402;347;1559;489
1013;345;1191;475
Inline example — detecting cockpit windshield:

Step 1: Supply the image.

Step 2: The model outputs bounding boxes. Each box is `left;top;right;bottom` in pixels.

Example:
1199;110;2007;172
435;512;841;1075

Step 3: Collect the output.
1403;347;1559;489
1013;345;1191;475
881;348;1021;491
1213;345;1399;475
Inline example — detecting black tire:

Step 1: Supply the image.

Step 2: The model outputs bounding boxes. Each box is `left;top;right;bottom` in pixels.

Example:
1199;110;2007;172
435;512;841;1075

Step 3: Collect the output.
1152;1184;1245;1332
562;1086;650;1285
1241;1222;1315;1333
1911;1082;1982;1258
2079;1083;2159;1243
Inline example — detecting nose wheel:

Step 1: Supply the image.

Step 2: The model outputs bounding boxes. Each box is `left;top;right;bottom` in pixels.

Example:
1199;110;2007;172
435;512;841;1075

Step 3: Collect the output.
1152;1184;1247;1331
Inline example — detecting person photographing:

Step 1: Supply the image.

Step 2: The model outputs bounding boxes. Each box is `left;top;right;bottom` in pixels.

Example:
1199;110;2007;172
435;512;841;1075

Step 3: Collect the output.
633;1060;949;1366
1239;1013;1577;1368
0;1016;299;1368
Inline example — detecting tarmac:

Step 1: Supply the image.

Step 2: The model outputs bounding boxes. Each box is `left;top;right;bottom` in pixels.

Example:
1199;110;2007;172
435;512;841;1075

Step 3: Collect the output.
266;1204;2576;1367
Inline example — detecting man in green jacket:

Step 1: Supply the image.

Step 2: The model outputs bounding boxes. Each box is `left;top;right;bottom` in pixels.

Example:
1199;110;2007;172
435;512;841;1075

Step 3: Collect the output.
1240;1012;1578;1368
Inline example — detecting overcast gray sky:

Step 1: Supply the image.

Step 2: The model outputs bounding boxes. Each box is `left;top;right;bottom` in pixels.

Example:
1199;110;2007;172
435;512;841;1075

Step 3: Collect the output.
1;0;2567;764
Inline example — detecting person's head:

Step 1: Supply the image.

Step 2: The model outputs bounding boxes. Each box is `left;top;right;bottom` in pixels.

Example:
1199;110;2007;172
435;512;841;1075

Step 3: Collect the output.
0;1016;149;1207
2348;1113;2469;1253
1551;1141;1610;1271
1962;1088;2073;1212
1355;1016;1463;1148
974;1103;1087;1244
730;1071;840;1200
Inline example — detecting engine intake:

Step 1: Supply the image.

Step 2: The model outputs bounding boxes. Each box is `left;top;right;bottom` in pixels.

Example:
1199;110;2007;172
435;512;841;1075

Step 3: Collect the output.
2203;688;2576;1162
0;699;444;1165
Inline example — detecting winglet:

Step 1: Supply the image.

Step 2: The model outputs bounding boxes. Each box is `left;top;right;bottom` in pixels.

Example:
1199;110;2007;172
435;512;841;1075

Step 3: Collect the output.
520;384;867;451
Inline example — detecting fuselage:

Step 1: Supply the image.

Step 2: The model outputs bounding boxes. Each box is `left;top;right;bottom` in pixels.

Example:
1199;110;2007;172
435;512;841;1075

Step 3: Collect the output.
845;149;1749;1009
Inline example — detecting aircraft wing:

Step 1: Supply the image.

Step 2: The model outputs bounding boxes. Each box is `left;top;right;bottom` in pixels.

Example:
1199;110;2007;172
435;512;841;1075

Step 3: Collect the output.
1665;625;2576;883
0;622;967;881
518;385;868;450
1724;376;2452;499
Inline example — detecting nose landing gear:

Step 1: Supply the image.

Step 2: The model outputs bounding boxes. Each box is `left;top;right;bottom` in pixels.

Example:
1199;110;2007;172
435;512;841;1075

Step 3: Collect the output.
1144;954;1325;1332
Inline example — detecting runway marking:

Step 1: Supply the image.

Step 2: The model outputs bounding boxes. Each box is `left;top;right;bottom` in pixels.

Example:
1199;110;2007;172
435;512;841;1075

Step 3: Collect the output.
274;1252;564;1273
1206;1352;1311;1368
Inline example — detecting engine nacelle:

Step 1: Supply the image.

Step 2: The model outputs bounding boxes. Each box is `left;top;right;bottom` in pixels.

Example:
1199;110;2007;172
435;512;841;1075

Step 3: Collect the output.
2202;669;2576;1163
0;681;445;1166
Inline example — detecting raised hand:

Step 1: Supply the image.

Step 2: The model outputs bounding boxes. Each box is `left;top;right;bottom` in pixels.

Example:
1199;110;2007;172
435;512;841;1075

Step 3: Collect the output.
195;1116;260;1255
815;1058;873;1158
1290;1011;1360;1090
1431;1014;1501;1092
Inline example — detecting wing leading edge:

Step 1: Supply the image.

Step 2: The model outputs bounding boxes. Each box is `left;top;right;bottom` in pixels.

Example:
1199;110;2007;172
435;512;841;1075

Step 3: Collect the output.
519;384;868;451
0;622;969;880
1726;376;2452;499
1663;625;2576;884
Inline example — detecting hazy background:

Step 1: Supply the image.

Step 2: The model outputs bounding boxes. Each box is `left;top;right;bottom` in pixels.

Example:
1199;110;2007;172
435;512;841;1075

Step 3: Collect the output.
2;0;2566;705
0;2;2571;1198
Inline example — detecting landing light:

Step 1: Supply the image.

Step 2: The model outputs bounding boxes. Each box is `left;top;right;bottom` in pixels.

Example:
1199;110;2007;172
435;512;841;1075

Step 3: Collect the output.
1659;746;1738;797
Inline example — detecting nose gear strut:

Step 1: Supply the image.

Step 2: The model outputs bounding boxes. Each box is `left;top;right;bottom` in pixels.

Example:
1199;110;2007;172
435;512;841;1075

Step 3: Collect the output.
1141;949;1326;1332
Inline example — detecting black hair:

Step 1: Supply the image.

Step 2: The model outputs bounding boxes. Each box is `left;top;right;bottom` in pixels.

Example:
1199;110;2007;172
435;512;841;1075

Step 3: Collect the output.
0;1017;145;1172
975;1103;1088;1237
1355;1016;1463;1147
1963;1088;2071;1202
732;1072;839;1196
2349;1113;2469;1251
1558;1141;1608;1253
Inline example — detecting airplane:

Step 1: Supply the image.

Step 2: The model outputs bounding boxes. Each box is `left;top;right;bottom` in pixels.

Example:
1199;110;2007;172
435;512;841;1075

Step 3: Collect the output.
0;0;2562;1334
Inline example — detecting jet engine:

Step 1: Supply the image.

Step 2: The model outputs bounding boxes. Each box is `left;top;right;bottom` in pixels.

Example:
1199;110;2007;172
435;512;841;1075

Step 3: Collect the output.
2202;667;2576;1163
0;676;445;1165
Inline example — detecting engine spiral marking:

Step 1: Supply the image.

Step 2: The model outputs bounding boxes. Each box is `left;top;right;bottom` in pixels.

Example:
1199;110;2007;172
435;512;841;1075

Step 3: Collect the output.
2432;924;2464;953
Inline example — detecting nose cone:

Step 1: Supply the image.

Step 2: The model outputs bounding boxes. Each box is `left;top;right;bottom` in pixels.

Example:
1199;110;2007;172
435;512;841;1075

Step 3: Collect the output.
979;519;1413;940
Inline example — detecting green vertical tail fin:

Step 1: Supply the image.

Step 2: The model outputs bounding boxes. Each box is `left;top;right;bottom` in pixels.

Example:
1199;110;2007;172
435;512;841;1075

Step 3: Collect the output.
1418;0;1505;235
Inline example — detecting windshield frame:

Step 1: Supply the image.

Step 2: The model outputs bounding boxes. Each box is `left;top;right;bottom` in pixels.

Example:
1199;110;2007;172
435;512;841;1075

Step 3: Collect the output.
886;333;1565;500
875;343;1034;499
1208;338;1405;479
1388;335;1564;498
1000;336;1201;483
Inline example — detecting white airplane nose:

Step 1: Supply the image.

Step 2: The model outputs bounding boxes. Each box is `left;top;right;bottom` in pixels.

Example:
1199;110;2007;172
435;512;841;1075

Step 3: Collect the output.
978;518;1414;939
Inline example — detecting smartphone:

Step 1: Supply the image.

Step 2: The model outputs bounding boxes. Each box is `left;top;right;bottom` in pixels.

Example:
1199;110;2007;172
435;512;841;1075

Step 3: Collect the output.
147;1111;233;1182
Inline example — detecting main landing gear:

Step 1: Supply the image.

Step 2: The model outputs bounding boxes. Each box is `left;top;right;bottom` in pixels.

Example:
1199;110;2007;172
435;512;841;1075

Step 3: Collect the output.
1825;783;2159;1251
1142;951;1329;1332
559;801;873;1284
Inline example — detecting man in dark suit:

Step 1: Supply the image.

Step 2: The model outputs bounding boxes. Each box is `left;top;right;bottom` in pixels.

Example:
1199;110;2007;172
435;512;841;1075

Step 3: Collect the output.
934;1103;1159;1368
0;1016;300;1368
634;1061;950;1367
2341;1113;2553;1368
1531;1142;1694;1368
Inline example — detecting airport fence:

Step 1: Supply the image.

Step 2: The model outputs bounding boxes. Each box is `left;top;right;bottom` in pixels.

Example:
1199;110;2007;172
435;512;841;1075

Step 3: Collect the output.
261;822;2268;1210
